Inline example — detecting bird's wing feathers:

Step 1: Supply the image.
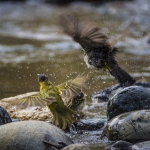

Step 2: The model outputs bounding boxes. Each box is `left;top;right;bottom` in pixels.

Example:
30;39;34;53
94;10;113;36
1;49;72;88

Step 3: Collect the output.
109;21;135;47
60;14;108;51
79;22;109;46
60;14;79;39
2;92;57;108
56;74;89;104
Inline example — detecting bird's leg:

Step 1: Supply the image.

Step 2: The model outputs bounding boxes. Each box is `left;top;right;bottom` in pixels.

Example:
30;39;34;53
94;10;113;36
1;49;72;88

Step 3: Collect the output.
102;68;107;73
104;62;112;72
97;68;104;74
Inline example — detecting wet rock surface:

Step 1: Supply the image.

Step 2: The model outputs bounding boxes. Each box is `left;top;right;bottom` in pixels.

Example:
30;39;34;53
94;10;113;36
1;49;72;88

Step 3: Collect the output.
92;84;120;103
0;120;73;150
111;140;133;150
101;110;150;141
134;141;150;150
62;144;90;150
108;140;143;150
75;118;105;131
107;86;150;121
0;106;12;125
92;82;150;103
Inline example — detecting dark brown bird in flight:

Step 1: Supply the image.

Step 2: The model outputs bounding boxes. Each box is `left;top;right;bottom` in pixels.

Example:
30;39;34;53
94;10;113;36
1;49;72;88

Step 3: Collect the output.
60;14;136;86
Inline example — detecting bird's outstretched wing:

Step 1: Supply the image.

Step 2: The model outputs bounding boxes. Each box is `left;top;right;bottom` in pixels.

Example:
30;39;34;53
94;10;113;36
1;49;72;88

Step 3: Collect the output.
60;14;109;52
56;74;89;105
1;92;57;108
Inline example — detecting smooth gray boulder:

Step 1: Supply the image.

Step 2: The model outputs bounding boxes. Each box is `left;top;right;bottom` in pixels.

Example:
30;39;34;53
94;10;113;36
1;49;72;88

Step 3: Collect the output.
0;120;73;150
0;106;12;125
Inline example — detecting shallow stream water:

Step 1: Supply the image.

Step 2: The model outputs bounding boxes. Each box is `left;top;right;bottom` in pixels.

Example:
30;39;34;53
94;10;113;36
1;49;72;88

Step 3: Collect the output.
0;0;150;149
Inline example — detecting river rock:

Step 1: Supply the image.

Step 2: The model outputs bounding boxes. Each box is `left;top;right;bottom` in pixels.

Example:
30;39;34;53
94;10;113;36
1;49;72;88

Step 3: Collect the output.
101;110;150;141
111;140;133;150
0;106;12;125
92;82;150;103
62;144;90;150
134;141;150;149
0;120;73;150
92;84;120;102
75;118;105;131
107;86;150;120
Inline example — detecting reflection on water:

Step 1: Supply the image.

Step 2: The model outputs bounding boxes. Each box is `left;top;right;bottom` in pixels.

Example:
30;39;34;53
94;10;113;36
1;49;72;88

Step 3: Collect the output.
0;0;150;147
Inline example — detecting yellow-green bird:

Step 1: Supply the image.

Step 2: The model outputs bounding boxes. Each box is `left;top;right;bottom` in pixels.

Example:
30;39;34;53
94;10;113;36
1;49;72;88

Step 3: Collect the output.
2;73;89;130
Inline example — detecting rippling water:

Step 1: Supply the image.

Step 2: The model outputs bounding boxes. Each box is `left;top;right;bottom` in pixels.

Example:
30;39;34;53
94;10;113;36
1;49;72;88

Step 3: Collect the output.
0;0;150;148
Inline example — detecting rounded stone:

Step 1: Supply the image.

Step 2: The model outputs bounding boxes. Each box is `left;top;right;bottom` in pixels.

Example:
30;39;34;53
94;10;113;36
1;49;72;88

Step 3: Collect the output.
92;82;150;103
101;110;150;141
0;120;73;150
0;106;12;125
75;118;105;131
62;144;90;150
107;86;150;120
134;141;150;149
111;140;132;150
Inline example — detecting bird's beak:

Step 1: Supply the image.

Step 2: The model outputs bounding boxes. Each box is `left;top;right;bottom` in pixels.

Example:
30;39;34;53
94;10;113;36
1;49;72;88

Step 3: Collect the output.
37;74;40;77
37;74;41;81
82;49;86;56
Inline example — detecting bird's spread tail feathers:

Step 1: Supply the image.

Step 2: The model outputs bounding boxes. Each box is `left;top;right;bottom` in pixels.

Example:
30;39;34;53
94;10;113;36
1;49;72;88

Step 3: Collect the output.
49;105;79;130
106;62;136;86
